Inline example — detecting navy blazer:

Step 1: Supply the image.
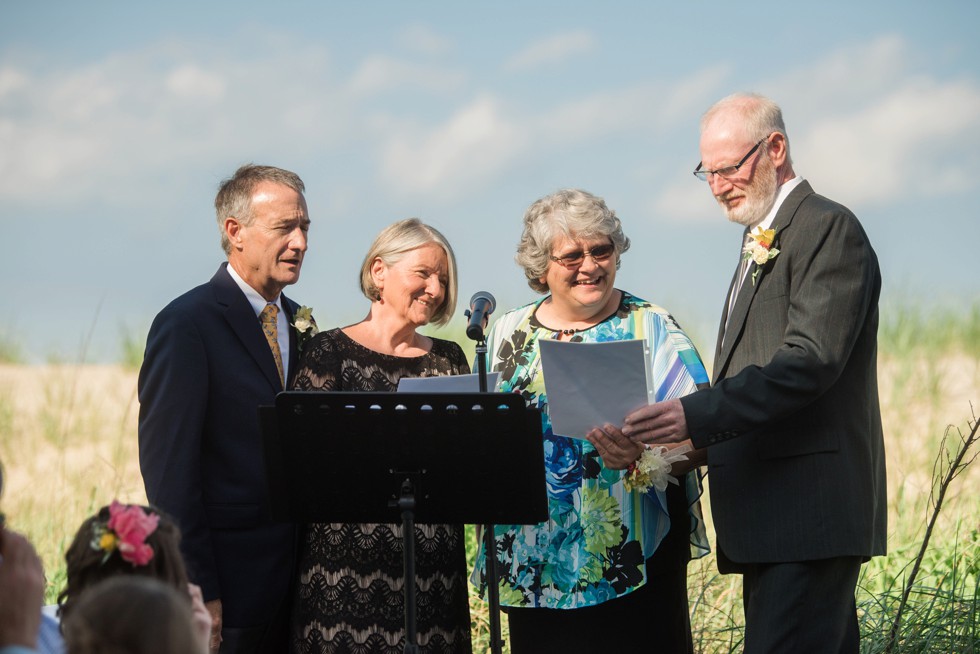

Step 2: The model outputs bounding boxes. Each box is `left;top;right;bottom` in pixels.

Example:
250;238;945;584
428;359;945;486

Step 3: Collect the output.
681;182;887;566
138;263;299;630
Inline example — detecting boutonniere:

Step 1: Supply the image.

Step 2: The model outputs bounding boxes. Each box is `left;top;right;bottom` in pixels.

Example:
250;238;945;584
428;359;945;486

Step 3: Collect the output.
292;306;319;352
743;226;780;285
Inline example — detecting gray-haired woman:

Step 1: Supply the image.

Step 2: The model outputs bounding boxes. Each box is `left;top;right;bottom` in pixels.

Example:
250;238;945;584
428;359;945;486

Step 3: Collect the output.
470;189;711;653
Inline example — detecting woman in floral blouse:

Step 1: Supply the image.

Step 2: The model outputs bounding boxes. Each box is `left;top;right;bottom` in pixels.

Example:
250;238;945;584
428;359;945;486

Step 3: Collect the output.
470;189;710;653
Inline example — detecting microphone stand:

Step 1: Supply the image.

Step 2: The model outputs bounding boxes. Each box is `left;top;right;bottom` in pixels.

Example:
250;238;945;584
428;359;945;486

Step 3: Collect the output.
473;335;504;654
465;306;504;654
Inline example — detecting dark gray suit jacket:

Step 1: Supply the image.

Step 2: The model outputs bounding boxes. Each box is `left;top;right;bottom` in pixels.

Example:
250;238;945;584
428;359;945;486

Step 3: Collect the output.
681;181;887;567
138;263;299;637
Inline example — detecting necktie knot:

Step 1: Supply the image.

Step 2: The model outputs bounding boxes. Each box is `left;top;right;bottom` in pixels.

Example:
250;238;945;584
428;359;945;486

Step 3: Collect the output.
260;304;285;386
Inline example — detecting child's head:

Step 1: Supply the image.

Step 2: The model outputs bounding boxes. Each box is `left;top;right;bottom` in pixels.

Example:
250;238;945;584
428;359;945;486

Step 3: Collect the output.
62;575;204;654
58;501;189;620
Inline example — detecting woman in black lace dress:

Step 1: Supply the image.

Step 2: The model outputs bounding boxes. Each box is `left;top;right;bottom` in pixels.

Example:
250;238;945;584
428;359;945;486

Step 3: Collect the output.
289;218;472;654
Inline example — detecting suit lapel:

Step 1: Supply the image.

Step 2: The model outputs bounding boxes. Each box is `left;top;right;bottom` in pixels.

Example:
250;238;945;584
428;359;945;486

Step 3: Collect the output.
712;181;814;384
211;263;284;391
281;295;299;386
714;244;746;365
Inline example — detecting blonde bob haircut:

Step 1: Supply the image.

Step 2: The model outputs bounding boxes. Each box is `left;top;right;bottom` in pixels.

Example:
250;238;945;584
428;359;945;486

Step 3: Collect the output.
359;218;458;327
516;189;630;294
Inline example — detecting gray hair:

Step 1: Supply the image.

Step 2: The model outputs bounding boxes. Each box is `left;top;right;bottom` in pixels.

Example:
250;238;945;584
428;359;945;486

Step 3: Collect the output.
701;92;792;166
516;189;630;294
215;164;306;254
359;218;459;327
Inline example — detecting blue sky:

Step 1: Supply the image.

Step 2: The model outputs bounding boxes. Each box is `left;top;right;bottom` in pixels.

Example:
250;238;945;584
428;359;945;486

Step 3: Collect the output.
2;1;978;362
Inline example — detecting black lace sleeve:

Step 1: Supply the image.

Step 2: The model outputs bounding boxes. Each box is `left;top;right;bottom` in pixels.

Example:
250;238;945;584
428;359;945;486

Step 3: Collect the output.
431;338;471;375
291;328;343;391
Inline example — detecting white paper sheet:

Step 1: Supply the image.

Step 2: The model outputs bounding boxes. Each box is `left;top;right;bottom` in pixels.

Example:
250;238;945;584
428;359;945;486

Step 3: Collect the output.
538;338;652;440
396;371;500;393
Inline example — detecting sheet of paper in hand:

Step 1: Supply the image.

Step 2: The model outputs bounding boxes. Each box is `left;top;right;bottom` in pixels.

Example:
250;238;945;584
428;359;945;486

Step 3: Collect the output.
538;338;653;440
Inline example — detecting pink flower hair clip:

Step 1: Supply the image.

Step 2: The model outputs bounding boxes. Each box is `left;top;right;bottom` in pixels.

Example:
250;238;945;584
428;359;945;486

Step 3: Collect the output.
90;500;160;567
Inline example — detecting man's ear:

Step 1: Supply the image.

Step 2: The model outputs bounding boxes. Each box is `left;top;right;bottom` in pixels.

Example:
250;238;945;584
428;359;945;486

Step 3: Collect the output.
768;132;788;168
225;217;243;250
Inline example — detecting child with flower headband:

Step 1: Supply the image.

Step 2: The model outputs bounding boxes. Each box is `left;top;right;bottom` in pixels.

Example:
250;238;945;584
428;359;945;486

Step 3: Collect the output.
56;501;210;647
57;501;189;621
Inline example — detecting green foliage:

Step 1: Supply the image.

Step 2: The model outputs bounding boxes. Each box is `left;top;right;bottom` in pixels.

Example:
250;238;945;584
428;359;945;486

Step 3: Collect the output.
879;298;980;359
465;524;510;653
118;323;146;370
421;322;474;360
860;523;980;652
0;388;14;450
0;330;24;364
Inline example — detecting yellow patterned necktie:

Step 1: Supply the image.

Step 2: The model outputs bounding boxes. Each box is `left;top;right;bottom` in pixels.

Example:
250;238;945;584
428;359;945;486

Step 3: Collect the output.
260;304;285;386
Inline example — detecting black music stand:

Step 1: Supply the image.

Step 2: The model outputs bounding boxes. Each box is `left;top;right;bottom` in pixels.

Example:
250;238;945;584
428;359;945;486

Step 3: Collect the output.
261;391;547;654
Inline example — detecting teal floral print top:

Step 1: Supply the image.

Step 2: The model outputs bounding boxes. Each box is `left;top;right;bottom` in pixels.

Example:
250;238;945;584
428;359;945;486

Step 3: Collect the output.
470;292;711;609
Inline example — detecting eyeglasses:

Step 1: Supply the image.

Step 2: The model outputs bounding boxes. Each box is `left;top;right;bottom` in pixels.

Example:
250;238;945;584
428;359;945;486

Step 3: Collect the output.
549;243;615;268
693;135;769;182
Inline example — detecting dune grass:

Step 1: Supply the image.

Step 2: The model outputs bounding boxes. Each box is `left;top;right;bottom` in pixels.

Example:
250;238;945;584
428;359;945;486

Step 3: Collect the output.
0;301;977;652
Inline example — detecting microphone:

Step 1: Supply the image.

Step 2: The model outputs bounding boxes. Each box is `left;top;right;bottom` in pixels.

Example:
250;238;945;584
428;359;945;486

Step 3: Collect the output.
465;291;496;341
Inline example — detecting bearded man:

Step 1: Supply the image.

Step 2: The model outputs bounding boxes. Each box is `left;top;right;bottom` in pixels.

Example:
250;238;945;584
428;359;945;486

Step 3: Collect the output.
623;93;887;653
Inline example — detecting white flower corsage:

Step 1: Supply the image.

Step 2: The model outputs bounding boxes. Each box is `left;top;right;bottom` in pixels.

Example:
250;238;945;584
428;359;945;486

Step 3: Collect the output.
292;306;319;351
623;443;692;493
743;226;780;285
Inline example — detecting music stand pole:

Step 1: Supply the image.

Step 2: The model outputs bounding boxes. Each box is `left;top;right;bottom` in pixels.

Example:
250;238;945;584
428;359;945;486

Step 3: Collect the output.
395;478;420;654
474;337;504;654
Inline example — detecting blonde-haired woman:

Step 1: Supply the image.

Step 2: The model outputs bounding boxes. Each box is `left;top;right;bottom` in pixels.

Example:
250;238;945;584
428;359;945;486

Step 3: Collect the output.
289;218;472;653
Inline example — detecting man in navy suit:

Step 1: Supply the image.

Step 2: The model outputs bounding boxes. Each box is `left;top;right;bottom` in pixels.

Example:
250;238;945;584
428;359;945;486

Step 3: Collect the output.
622;94;886;653
139;164;311;653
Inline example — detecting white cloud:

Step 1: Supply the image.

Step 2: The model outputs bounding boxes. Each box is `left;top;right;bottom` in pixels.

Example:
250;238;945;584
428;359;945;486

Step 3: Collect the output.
776;34;980;208
537;68;727;140
0;66;28;96
377;68;726;201
0;38;349;207
347;55;465;96
165;64;226;102
397;23;453;56
0;34;469;209
798;78;980;205
505;30;596;72
782;34;911;108
652;169;717;222
381;95;525;197
652;36;980;221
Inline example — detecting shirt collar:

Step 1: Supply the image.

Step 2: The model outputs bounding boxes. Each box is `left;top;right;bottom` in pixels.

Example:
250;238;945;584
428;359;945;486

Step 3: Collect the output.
225;263;281;317
755;175;804;231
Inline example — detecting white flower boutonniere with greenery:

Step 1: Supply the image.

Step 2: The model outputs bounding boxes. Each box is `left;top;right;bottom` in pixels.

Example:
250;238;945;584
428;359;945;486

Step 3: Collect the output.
292;306;319;352
743;226;780;286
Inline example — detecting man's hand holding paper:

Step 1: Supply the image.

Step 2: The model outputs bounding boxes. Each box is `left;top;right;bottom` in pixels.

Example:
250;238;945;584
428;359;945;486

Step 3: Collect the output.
621;398;690;445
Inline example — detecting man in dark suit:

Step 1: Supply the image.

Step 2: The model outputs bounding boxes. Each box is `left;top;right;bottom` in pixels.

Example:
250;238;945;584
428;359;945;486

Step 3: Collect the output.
623;94;886;653
139;164;312;653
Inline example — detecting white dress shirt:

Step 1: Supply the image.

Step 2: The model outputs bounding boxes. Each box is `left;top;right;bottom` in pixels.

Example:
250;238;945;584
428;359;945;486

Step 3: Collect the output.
226;264;291;381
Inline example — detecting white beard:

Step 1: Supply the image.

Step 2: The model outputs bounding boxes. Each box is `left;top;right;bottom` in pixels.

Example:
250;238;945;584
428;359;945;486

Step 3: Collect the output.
718;153;779;227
